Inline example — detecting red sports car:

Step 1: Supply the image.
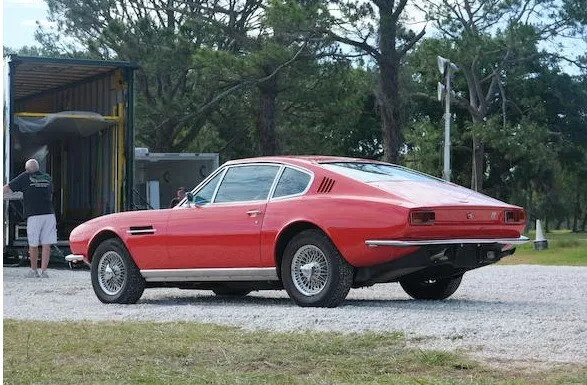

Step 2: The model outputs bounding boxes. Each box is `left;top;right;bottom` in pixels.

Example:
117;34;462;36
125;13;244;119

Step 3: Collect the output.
67;156;528;307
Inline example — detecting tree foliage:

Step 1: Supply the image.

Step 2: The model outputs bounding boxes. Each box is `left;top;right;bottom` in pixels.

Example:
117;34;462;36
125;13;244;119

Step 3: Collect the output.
11;0;587;230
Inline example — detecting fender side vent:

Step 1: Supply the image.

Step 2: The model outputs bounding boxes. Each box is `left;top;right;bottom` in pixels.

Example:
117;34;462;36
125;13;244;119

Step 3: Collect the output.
127;226;156;235
317;177;336;193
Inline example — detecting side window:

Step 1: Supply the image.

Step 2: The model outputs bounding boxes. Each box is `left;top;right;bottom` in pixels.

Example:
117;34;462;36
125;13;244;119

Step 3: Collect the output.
192;171;223;205
214;165;279;203
273;168;311;198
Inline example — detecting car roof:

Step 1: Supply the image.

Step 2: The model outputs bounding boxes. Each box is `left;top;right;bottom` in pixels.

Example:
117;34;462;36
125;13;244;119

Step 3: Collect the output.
224;155;387;167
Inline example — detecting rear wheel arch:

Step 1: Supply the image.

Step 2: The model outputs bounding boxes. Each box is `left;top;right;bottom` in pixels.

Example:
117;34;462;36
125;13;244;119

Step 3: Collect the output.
275;222;327;278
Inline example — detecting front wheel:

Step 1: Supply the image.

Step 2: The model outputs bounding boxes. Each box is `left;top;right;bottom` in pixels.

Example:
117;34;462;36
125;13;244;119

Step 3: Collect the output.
281;229;353;308
399;275;463;300
91;238;145;304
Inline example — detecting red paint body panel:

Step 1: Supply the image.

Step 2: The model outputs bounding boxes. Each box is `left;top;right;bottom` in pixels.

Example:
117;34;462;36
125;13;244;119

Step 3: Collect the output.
70;156;526;272
165;202;266;268
70;209;171;269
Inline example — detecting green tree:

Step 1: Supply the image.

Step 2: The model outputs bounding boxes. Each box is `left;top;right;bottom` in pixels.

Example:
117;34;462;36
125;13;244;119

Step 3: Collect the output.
39;0;304;152
418;0;585;191
324;0;427;163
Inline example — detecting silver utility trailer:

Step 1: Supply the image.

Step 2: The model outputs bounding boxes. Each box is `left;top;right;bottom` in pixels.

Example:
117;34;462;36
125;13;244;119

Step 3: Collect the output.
134;148;219;209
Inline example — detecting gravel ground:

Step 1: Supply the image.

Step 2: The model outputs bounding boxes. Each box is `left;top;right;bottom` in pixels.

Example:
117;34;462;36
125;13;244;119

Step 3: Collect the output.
3;265;586;365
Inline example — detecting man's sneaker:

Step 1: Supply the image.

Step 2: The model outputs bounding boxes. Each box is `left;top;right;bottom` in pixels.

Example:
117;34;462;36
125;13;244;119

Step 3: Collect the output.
39;271;49;278
25;270;39;278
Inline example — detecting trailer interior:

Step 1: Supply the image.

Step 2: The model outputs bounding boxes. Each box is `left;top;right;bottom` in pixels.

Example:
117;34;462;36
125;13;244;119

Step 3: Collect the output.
5;56;137;251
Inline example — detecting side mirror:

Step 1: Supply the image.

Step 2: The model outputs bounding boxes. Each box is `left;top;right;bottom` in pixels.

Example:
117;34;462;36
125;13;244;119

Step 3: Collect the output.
185;192;202;208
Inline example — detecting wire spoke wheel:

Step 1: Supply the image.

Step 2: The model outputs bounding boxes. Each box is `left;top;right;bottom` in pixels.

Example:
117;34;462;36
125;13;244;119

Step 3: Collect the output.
282;230;353;307
97;251;127;296
291;245;329;296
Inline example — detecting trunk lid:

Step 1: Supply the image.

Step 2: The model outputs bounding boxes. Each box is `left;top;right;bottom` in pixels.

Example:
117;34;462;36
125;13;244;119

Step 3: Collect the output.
370;180;512;208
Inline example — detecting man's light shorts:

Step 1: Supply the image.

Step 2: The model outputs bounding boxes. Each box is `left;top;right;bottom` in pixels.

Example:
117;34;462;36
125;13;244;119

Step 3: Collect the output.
27;214;57;247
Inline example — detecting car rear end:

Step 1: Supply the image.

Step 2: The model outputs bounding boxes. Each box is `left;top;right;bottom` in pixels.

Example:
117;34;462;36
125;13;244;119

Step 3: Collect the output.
319;161;528;286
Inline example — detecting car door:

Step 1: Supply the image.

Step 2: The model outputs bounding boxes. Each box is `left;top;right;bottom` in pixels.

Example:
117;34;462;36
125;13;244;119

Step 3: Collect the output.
165;164;281;269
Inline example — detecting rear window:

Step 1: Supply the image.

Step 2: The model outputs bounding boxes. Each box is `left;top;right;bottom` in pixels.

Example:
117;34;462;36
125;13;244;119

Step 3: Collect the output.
320;162;437;183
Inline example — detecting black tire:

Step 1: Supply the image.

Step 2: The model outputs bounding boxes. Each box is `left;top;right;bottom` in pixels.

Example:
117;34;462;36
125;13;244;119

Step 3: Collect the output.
91;238;145;304
213;288;251;297
281;229;353;308
399;275;463;300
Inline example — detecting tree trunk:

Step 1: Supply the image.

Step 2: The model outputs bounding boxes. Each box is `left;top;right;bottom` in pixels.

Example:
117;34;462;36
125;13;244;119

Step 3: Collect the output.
378;61;401;164
257;73;278;156
572;189;580;232
377;2;402;164
152;117;179;152
471;134;484;191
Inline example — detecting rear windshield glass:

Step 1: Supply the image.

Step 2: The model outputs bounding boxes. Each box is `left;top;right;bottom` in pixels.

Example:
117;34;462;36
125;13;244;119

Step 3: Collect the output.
321;162;437;183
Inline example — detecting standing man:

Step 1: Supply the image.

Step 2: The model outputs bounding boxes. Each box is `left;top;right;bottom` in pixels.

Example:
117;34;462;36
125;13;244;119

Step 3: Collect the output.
168;187;186;208
3;159;57;278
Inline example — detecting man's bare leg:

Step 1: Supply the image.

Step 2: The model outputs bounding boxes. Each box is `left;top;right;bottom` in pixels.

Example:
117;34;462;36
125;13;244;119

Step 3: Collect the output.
41;244;51;272
29;246;39;271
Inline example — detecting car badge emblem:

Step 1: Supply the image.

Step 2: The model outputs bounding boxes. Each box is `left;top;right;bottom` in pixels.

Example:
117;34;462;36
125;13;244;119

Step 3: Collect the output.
490;212;497;219
467;213;475;219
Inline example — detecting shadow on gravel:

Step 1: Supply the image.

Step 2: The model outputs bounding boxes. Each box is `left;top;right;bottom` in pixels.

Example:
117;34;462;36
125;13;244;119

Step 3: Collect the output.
140;295;294;307
139;294;532;312
341;298;534;312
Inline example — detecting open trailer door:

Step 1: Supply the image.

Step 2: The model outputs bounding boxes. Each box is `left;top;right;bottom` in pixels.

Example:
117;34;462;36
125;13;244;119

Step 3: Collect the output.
3;56;138;263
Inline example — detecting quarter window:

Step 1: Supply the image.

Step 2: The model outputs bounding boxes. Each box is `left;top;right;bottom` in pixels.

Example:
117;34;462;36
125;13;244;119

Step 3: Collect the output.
273;168;311;198
214;165;279;203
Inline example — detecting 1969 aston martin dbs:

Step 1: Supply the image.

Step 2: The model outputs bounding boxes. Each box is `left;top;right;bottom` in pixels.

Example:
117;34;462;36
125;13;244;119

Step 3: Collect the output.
68;156;528;307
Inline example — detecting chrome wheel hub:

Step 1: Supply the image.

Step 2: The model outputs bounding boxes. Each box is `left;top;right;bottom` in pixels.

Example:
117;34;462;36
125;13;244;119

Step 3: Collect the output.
291;245;329;296
300;262;320;279
104;265;115;281
97;251;127;296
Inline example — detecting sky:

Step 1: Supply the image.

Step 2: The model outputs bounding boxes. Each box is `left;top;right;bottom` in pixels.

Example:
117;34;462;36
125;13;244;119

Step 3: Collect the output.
3;0;52;49
2;0;585;74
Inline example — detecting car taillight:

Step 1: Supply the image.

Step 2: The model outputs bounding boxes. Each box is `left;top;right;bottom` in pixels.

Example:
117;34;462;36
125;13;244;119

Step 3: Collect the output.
505;210;526;223
410;211;435;225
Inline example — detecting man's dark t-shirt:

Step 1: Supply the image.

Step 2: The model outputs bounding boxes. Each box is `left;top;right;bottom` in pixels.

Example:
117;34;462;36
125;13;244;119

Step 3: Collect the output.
169;197;180;208
9;171;54;218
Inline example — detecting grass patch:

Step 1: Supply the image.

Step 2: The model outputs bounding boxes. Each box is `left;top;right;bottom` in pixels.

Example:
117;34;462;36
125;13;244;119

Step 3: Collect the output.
4;320;587;384
499;230;587;266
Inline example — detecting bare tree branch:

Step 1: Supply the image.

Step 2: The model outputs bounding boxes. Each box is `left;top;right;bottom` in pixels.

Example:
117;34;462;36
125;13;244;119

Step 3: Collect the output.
328;31;381;61
399;27;426;57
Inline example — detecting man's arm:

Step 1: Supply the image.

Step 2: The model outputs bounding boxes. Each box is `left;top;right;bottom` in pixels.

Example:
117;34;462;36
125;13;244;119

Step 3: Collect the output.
5;172;25;194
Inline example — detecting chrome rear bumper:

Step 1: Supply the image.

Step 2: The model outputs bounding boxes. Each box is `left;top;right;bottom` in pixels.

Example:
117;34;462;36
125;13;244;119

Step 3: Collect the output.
365;236;529;248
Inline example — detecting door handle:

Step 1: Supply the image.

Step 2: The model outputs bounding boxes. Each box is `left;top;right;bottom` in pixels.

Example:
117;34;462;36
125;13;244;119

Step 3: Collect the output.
246;209;262;217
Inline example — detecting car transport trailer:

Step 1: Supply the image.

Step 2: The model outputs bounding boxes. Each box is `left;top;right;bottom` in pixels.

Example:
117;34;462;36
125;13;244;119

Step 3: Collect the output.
3;55;138;263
